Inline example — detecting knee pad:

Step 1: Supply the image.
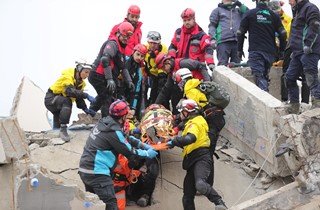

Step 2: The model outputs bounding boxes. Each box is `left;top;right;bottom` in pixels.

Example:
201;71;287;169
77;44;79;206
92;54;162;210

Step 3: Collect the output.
304;72;318;88
195;180;209;195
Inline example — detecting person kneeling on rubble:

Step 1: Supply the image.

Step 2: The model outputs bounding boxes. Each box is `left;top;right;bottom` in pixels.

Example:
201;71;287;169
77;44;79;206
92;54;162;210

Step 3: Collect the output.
44;60;96;142
166;99;227;210
79;100;157;210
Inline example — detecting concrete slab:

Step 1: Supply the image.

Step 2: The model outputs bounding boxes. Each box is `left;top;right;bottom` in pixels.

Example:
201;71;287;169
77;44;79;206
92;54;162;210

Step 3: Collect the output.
0;117;28;163
10;76;51;132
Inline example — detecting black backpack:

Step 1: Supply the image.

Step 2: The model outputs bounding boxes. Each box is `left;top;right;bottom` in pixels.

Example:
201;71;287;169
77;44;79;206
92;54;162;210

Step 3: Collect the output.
197;81;230;109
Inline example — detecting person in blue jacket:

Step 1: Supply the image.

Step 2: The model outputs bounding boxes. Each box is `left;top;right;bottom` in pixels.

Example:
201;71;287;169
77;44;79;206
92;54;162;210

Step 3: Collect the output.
79;100;157;210
285;0;320;114
237;0;287;92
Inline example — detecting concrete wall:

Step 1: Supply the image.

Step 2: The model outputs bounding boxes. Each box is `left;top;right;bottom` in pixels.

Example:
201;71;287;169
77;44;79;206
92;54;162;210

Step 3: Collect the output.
214;66;290;177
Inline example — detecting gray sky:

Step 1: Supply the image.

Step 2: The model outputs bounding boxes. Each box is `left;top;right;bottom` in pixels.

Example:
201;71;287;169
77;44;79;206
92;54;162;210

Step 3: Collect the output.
0;0;303;121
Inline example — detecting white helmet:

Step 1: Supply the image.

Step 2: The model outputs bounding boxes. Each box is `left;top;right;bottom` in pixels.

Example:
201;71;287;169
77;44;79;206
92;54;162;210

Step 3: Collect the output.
173;68;192;83
147;31;161;43
177;99;199;113
75;58;92;72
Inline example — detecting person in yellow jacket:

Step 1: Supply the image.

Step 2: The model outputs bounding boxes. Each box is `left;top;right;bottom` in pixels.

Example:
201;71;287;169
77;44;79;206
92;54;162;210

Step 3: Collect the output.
144;31;168;105
172;68;226;155
44;60;96;141
270;0;292;67
166;99;227;210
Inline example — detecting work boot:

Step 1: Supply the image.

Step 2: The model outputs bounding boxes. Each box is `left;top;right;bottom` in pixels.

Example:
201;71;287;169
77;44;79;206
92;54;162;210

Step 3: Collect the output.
136;194;149;207
311;98;320;110
59;124;70;142
215;199;227;210
286;102;300;114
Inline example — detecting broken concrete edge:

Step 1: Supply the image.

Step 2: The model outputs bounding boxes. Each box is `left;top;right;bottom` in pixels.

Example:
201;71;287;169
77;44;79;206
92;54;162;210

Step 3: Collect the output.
229;181;299;210
0;117;29;164
15;163;105;209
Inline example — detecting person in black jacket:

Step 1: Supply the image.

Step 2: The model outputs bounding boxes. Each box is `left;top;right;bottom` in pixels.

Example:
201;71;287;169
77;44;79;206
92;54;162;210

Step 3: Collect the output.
285;0;320;114
89;22;135;117
237;0;286;92
79;100;157;210
154;52;211;115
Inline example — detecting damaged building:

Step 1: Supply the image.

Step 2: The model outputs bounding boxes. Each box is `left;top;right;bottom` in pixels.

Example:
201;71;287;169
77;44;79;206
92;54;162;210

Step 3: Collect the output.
1;66;320;210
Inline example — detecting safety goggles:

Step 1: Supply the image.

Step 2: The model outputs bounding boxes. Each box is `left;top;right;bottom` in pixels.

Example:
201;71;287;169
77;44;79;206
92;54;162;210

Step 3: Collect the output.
147;31;161;43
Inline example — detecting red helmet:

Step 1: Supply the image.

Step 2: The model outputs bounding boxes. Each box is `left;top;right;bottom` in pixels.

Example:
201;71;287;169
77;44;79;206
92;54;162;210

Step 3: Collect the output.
109;100;129;117
155;52;171;69
118;22;134;37
128;5;140;15
181;8;195;20
134;44;148;55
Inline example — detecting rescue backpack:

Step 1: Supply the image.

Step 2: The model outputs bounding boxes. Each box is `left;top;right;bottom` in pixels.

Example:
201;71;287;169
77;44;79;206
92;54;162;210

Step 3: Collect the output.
197;81;230;109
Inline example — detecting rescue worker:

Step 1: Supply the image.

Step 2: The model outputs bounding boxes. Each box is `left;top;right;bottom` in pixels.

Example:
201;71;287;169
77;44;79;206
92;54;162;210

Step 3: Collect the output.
285;0;320;113
122;43;148;120
169;8;215;79
89;22;135;117
109;5;142;56
208;0;249;66
79;100;157;210
172;68;225;155
44;60;96;142
166;99;227;210
113;154;141;210
269;0;310;104
237;0;287;92
144;31;168;105
154;52;211;114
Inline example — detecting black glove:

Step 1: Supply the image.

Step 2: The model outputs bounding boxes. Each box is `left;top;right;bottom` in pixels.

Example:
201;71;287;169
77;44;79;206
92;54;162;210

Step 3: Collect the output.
208;64;215;72
234;0;242;7
237;51;245;60
211;39;217;50
128;81;135;93
106;79;116;93
303;46;312;54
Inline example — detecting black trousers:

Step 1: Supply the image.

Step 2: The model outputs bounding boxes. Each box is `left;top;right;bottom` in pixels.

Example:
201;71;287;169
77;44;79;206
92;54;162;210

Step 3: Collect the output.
79;172;118;210
44;90;72;128
182;155;222;210
126;156;159;205
281;47;310;103
88;71;115;117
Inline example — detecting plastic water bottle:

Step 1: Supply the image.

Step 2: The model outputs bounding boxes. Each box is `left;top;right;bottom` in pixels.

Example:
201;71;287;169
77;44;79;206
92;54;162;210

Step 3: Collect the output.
84;202;91;208
30;178;39;187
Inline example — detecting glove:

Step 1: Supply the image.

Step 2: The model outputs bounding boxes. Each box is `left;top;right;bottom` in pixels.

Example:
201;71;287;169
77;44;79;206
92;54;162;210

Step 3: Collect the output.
208;64;215;72
303;46;312;54
128;81;135;93
143;143;153;150
166;141;175;149
211;39;217;50
237;51;245;60
146;148;158;159
84;109;96;117
86;94;96;103
106;79;116;93
132;127;141;134
173;126;180;134
234;0;242;7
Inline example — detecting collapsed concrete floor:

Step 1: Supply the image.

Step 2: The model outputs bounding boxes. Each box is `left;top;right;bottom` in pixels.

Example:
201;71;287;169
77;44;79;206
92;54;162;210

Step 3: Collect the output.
2;67;320;209
1;115;320;210
0;126;290;210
